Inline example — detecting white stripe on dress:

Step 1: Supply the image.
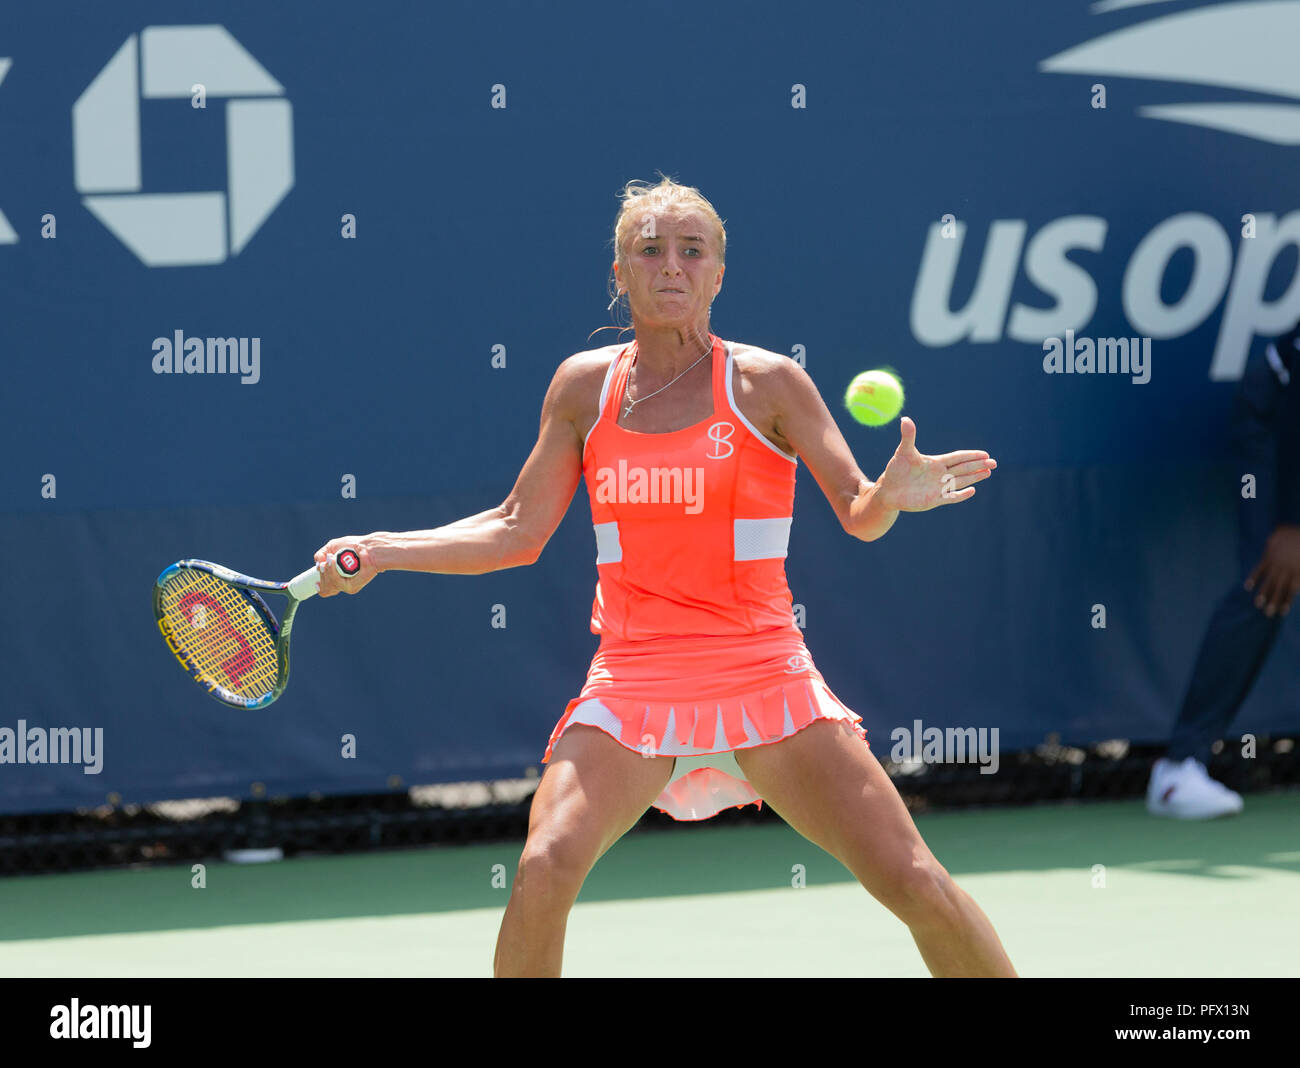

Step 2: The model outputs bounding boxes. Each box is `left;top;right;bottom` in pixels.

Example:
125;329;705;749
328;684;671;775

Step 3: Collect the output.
594;520;622;564
734;516;791;561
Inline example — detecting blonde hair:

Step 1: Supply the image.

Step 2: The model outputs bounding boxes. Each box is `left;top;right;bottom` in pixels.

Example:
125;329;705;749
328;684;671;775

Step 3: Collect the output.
590;173;726;342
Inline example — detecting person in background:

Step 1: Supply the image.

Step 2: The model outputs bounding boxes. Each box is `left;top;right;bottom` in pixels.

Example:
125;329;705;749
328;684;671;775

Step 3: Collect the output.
1148;319;1300;818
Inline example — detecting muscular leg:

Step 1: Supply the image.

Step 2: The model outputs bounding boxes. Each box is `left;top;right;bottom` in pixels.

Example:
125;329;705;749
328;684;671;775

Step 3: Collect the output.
735;718;1017;977
493;724;676;977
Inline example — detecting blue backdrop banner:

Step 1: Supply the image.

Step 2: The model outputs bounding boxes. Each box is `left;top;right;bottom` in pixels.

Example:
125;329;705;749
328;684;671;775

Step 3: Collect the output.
2;0;1298;812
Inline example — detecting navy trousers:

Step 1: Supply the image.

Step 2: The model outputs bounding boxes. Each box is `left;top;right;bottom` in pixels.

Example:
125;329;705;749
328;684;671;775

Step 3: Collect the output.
1166;348;1288;765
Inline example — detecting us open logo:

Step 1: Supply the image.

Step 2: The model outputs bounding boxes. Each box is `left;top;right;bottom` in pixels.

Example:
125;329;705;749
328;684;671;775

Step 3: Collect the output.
911;2;1300;383
1040;2;1300;146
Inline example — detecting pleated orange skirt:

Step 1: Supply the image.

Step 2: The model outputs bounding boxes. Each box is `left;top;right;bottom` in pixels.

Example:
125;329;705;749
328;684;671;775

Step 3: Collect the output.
543;624;868;821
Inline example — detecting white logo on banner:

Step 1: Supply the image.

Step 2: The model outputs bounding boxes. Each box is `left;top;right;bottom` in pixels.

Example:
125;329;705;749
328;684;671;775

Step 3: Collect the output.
0;58;15;244
909;2;1300;382
72;25;293;266
1041;2;1300;145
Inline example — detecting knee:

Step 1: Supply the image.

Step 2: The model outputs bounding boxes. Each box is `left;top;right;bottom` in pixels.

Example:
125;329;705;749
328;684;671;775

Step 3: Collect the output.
873;852;962;929
513;836;594;905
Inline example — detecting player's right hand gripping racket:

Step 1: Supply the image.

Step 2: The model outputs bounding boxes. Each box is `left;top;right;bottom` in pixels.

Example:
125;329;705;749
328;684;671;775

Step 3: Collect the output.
153;549;361;709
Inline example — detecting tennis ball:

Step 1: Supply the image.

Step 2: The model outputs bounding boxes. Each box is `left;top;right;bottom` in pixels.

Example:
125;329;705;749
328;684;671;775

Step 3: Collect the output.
844;370;904;426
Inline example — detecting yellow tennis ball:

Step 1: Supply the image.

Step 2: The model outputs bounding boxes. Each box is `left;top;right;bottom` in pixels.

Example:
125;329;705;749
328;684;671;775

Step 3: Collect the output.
844;370;904;426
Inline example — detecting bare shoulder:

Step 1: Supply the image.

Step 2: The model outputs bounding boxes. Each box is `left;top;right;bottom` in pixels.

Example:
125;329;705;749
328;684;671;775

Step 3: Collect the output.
551;342;624;440
731;339;827;399
726;341;809;446
564;342;624;380
728;341;797;383
542;343;617;404
728;337;806;410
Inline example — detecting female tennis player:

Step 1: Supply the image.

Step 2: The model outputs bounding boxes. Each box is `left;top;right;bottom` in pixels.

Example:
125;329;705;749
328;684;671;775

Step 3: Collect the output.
314;177;1016;978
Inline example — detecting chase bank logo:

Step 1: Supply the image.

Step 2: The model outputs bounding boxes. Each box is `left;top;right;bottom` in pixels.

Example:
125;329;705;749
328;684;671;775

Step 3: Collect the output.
73;25;293;267
1040;0;1300;145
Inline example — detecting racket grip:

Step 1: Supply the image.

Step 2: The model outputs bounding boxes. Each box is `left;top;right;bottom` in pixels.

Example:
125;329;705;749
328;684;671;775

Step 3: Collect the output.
334;548;362;577
287;547;362;600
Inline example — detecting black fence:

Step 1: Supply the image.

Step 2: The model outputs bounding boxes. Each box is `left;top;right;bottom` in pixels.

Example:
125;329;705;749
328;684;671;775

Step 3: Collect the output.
2;737;1296;876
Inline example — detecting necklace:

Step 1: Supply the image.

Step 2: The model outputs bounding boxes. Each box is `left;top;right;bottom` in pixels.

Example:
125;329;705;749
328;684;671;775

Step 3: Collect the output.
622;339;712;419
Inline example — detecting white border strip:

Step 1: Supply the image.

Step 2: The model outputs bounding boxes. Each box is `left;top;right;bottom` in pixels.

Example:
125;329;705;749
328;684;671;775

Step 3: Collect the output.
562;688;858;768
723;343;797;463
584;348;623;458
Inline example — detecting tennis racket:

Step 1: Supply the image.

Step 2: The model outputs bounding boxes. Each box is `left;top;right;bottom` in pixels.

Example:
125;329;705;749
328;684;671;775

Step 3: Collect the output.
153;548;361;709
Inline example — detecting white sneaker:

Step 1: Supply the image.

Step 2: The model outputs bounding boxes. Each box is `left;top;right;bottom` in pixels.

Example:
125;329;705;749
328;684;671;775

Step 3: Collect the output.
1146;757;1244;819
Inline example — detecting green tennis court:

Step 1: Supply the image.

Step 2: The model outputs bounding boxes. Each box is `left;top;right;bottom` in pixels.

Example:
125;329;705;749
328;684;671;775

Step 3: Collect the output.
3;795;1296;977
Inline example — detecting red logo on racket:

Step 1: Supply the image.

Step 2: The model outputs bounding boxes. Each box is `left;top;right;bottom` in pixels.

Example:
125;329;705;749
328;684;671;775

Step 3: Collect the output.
177;590;256;686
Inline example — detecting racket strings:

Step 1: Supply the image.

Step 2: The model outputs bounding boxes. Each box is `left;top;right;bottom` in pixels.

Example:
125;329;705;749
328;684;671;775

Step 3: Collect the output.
157;569;281;699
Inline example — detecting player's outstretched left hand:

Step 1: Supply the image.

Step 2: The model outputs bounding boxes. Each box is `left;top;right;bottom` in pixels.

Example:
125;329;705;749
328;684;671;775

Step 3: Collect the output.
875;417;996;512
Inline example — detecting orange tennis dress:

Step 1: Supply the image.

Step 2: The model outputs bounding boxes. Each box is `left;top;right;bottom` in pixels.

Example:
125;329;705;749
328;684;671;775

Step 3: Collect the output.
542;334;869;820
